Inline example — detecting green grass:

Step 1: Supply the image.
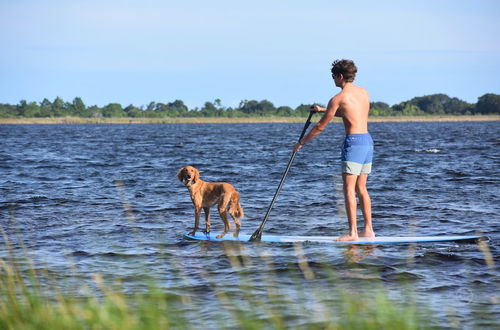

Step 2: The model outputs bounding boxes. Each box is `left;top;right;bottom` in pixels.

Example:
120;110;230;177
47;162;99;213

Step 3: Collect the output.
0;244;433;330
4;216;497;329
1;181;497;329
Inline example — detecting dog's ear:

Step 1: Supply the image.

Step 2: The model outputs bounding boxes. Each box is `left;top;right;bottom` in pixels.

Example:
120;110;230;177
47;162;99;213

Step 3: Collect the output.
192;167;200;183
177;167;185;182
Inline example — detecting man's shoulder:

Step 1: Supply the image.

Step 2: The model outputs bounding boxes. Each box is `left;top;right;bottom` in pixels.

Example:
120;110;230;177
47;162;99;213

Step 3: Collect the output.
331;90;346;100
329;84;368;104
343;85;369;99
330;89;349;103
327;93;342;107
358;85;369;95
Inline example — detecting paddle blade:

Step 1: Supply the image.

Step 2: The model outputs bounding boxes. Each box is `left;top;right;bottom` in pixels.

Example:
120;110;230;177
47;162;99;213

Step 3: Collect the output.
248;228;262;242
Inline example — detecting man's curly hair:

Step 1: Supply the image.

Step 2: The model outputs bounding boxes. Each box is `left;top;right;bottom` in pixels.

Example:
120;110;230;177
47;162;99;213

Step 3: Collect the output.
331;59;357;82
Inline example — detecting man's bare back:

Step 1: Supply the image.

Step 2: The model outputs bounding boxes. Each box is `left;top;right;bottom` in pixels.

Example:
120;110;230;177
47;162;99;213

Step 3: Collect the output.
333;83;370;134
300;80;370;135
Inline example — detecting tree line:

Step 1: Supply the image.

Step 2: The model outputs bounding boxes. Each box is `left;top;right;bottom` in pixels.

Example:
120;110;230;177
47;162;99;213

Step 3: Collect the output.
0;93;498;119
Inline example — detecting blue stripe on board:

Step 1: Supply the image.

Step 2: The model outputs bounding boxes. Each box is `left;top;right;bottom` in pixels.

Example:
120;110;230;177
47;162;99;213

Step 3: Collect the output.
183;233;483;244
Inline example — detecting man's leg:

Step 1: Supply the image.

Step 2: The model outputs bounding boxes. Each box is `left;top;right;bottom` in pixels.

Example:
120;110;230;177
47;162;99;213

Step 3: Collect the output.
337;173;359;241
356;174;375;238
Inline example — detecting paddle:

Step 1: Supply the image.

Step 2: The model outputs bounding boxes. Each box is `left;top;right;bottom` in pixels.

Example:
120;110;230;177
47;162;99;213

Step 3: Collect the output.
249;111;315;242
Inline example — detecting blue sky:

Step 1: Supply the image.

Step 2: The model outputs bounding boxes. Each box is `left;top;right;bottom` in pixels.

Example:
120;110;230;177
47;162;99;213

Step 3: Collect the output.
1;0;499;109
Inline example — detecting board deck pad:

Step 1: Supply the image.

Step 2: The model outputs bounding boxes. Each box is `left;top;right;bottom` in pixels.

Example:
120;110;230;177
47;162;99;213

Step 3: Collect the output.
184;232;482;244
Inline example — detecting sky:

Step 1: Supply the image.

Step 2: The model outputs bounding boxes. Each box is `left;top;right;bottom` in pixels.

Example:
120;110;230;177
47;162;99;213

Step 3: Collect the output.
1;0;499;109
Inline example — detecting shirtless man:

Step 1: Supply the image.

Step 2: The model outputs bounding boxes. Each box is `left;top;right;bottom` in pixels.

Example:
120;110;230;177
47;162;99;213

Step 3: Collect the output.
293;59;374;241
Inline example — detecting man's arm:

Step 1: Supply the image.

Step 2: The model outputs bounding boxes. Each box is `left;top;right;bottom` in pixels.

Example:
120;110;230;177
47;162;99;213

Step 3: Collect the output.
311;104;342;117
293;97;339;151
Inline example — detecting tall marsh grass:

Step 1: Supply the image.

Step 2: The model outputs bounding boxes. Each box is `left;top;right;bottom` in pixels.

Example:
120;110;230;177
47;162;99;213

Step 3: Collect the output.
1;198;497;329
2;210;496;329
0;237;431;330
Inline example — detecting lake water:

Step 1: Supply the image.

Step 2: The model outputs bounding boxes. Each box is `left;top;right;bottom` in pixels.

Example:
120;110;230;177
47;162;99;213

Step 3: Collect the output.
1;121;499;328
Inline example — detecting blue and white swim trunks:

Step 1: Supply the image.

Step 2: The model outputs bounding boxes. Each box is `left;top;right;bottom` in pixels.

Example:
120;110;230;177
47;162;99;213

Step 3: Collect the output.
341;133;374;175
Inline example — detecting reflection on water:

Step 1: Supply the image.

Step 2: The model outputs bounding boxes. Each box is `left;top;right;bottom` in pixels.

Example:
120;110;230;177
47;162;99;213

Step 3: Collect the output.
343;245;376;263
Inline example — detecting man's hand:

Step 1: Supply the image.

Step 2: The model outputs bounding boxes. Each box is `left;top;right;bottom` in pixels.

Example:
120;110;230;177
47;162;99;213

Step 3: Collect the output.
310;105;326;113
292;141;303;152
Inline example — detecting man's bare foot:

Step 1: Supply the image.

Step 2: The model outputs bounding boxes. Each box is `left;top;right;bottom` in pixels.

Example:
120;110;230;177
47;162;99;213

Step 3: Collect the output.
336;234;359;242
360;230;375;239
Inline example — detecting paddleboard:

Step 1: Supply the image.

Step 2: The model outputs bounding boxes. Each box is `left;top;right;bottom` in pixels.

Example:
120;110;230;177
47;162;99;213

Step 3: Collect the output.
184;232;483;244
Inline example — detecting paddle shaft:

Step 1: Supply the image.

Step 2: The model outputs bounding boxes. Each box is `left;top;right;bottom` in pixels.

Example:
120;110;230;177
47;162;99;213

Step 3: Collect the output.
249;112;314;242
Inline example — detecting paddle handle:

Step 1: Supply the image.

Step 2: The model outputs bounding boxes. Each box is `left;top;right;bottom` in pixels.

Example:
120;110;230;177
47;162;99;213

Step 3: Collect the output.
249;112;314;242
296;112;314;144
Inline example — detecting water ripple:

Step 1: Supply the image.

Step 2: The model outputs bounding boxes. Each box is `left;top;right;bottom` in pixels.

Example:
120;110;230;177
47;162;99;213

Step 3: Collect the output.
0;122;498;328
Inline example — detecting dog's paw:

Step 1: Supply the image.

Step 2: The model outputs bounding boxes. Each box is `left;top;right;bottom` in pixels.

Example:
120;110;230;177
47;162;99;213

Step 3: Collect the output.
188;231;196;236
216;233;226;239
203;229;210;234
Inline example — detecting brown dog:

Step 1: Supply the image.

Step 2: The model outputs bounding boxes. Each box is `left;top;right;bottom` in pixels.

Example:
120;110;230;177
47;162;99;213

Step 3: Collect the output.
177;166;244;238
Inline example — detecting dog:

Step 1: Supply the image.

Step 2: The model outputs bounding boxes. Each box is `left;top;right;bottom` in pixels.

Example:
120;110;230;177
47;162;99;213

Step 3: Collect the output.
177;166;244;238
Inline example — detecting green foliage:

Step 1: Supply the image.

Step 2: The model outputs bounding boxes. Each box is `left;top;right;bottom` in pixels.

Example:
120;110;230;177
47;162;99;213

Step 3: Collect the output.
238;99;276;116
0;103;17;118
52;97;66;116
475;93;500;114
102;103;125;117
70;97;87;117
39;98;53;117
0;246;434;329
124;104;143;118
0;94;498;119
295;104;314;117
370;101;391;111
391;94;474;115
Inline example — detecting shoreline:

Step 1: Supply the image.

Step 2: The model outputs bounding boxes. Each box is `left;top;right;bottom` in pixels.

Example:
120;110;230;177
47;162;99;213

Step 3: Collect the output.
0;115;498;124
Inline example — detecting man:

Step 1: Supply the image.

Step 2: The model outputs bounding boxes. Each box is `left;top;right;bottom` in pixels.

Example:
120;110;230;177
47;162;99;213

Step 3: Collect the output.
293;59;374;241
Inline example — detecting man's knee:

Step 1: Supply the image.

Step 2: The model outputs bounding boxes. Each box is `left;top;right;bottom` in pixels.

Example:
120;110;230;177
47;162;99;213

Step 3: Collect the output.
356;186;370;199
343;181;356;192
344;186;357;199
356;181;367;191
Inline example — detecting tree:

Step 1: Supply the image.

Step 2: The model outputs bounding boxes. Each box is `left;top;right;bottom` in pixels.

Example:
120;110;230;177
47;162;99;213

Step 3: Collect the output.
17;100;40;117
370;102;392;116
199;99;226;117
200;101;218;117
162;100;189;117
475;93;500;114
214;98;222;109
69;97;87;117
38;98;53;117
102;103;125;117
88;105;103;118
392;94;471;115
146;102;156;112
370;102;390;111
51;97;66;116
124;104;143;118
401;104;424;116
276;106;293;116
238;100;276;116
294;104;313;117
0;103;18;117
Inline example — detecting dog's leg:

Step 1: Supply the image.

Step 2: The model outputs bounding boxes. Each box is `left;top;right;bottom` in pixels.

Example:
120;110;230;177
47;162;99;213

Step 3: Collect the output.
203;207;211;234
232;216;241;238
229;191;243;237
216;204;230;239
189;207;201;236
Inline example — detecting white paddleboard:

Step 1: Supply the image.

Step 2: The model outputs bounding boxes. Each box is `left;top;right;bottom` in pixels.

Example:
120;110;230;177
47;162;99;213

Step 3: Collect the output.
184;232;483;244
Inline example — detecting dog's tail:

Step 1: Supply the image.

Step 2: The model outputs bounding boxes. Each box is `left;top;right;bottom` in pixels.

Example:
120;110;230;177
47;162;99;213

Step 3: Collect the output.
229;191;244;219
